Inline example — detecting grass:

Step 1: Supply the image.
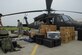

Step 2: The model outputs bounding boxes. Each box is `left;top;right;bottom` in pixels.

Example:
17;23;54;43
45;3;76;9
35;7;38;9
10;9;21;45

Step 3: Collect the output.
1;26;30;31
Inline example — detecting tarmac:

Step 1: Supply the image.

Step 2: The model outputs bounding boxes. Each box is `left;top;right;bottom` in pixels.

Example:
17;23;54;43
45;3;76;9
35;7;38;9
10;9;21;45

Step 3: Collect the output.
0;35;82;55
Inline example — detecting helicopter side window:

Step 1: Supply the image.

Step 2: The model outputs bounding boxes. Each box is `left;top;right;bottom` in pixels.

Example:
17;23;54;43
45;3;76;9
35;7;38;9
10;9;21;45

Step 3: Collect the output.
57;16;64;22
34;22;37;25
62;15;70;21
52;17;55;24
34;21;40;26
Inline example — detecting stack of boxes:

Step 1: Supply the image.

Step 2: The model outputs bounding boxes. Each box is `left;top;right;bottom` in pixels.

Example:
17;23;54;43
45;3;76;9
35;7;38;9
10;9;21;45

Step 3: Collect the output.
40;24;57;34
30;24;56;38
39;24;57;38
39;24;61;47
60;27;75;43
30;25;76;47
49;25;57;31
39;25;48;35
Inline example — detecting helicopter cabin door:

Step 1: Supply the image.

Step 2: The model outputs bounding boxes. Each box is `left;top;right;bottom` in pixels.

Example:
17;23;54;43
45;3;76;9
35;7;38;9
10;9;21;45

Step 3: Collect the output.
55;15;65;29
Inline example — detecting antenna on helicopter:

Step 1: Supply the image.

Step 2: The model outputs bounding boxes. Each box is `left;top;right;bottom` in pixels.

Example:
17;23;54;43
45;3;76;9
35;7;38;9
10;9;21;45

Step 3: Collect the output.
0;13;3;26
24;13;28;26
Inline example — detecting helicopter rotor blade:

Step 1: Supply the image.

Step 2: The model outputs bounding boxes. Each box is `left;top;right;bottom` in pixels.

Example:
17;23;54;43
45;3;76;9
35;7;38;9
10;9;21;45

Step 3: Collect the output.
46;0;53;14
55;10;82;14
2;10;47;17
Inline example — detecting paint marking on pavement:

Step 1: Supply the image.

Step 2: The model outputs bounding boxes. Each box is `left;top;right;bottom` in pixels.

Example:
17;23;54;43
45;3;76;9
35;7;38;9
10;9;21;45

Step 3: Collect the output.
30;44;39;55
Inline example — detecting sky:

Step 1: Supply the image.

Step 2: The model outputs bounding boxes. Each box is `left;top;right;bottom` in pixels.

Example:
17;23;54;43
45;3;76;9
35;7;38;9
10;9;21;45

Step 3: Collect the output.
0;0;82;26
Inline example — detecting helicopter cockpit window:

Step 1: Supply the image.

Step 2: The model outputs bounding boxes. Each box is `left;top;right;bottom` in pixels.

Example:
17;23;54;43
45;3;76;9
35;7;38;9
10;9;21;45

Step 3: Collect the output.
62;15;70;21
66;16;74;21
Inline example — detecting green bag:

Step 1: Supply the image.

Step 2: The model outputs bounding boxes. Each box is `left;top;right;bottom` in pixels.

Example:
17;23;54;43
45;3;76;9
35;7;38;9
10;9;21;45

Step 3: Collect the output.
1;37;14;53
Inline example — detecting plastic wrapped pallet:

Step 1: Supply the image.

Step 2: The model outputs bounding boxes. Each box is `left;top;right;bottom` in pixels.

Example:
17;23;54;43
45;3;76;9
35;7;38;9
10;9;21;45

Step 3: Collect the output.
39;24;49;35
49;25;57;31
60;27;75;43
39;29;46;35
40;24;57;33
39;24;57;38
40;24;49;30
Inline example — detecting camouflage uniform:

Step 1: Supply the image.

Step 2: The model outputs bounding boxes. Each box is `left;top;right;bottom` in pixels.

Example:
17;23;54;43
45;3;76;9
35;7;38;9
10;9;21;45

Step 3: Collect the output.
17;20;23;36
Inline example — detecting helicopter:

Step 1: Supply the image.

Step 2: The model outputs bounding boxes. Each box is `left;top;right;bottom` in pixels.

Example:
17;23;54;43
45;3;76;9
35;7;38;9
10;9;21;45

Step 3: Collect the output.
1;0;82;30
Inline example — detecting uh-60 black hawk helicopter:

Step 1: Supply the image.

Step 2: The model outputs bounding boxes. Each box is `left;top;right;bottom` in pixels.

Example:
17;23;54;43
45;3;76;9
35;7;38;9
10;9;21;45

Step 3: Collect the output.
1;0;82;30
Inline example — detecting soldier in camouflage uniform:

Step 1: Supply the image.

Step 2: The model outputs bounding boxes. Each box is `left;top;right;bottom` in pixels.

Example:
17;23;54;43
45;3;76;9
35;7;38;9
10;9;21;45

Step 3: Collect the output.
17;20;23;36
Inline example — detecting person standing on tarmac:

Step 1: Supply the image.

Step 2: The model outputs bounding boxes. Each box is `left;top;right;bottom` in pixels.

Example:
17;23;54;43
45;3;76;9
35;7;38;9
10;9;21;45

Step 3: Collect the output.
17;20;23;37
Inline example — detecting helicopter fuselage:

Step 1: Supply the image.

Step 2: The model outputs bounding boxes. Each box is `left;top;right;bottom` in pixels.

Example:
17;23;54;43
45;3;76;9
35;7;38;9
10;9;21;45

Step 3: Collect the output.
26;13;82;30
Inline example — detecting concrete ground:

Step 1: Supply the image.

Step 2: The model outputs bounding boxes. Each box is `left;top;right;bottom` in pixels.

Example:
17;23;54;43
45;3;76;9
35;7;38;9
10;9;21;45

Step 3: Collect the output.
0;37;82;55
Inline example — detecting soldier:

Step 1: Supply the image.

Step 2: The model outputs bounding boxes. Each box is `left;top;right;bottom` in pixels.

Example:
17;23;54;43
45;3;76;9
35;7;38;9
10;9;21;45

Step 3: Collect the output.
17;20;23;36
